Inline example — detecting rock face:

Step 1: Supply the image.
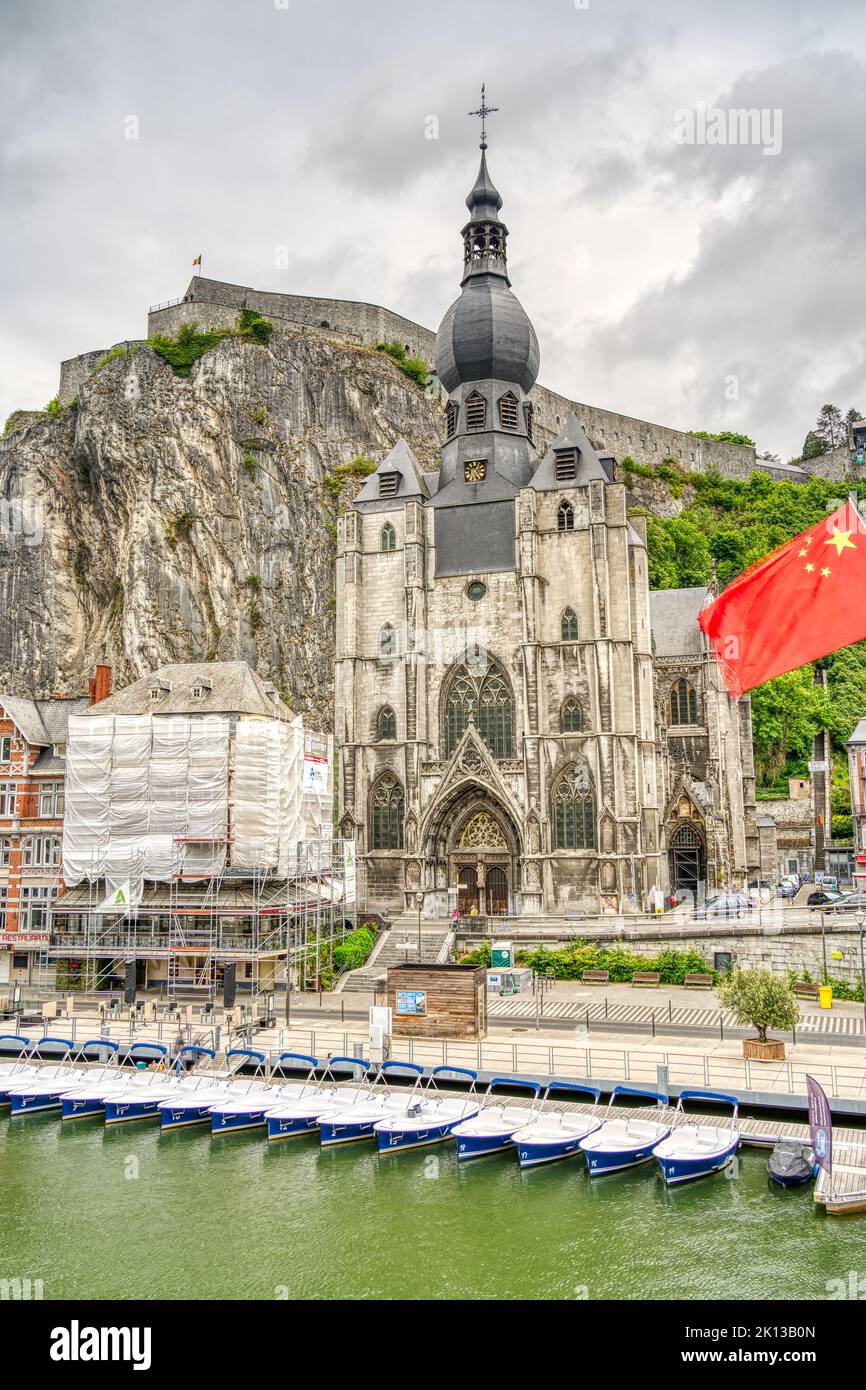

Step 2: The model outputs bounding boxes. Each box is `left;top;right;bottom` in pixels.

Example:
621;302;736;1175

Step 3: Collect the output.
0;329;442;727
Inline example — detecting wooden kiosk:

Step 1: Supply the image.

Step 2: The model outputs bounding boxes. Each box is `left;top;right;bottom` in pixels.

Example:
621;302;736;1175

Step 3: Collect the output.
386;963;487;1041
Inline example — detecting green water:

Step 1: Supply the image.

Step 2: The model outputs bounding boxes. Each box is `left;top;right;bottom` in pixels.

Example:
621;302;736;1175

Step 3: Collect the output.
0;1112;862;1301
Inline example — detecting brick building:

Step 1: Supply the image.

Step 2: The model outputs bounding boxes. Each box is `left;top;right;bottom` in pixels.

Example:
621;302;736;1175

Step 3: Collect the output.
0;668;105;987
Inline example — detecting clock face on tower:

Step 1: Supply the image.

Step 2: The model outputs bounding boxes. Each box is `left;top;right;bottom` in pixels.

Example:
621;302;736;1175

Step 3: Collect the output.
464;458;487;483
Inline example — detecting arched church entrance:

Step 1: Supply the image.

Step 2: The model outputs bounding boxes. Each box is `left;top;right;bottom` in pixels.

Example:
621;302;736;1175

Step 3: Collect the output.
445;802;517;918
668;822;706;898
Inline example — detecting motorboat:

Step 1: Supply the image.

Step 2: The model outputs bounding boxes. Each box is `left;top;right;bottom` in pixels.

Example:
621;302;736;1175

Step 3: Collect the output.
208;1051;315;1134
0;1036;42;1104
510;1083;603;1168
100;1043;204;1124
7;1038;110;1115
652;1090;740;1185
155;1046;242;1129
374;1066;480;1154
450;1078;543;1160
53;1040;122;1118
579;1085;671;1175
265;1055;372;1141
768;1140;817;1187
317;1061;426;1146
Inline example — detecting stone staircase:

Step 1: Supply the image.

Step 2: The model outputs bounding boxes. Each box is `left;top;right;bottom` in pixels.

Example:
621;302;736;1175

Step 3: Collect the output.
339;917;454;994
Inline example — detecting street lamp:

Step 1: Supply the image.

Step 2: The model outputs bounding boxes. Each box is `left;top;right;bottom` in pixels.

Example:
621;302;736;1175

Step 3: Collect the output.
415;891;424;962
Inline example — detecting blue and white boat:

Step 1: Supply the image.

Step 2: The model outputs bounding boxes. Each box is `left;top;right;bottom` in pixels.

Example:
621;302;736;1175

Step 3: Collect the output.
155;1046;247;1130
100;1043;196;1123
374;1066;480;1154
450;1078;543;1160
55;1040;123;1118
511;1083;603;1167
208;1051;315;1134
265;1055;372;1141
0;1036;42;1105
579;1085;671;1175
318;1060;426;1146
652;1090;740;1185
7;1038;105;1114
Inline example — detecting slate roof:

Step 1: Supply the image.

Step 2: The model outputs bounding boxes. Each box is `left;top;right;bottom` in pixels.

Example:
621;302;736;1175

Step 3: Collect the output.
80;662;292;720
353;440;430;508
529;412;610;490
848;717;866;746
649;587;709;657
0;695;90;747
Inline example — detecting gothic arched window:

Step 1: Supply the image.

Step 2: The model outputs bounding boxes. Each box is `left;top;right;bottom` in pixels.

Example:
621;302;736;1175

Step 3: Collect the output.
377;706;396;740
444;657;514;759
561;698;582;733
553;765;595;850
379;624;397;658
669;678;698;726
446;400;458;439
557;500;574;532
498;391;519;431
380;523;396;553
465;391;487;432
370;774;404;850
561;608;579;642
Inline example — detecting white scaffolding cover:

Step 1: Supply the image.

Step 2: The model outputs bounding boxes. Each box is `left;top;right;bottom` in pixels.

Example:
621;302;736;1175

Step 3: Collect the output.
232;718;306;875
63;714;230;887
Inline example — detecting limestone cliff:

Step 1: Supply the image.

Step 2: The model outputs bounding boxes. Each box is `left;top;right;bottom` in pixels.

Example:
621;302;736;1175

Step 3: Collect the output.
0;329;442;726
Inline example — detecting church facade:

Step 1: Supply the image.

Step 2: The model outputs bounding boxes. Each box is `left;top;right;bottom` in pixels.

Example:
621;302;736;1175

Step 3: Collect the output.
335;137;759;918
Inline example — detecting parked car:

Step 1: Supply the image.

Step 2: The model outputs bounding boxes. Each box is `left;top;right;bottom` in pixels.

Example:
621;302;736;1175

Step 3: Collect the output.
815;876;839;893
807;889;844;908
777;879;798;899
820;891;866;915
748;880;773;903
695;893;754;920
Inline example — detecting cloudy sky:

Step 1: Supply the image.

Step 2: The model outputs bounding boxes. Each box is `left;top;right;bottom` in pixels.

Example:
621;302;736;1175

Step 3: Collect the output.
2;0;865;460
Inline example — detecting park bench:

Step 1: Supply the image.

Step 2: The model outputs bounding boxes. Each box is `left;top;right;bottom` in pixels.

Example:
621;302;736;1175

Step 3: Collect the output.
684;973;714;990
581;969;610;986
792;981;821;1001
631;971;661;988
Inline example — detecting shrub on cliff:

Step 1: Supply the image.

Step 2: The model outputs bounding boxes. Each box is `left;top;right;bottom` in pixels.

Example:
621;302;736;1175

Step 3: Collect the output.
375;340;430;388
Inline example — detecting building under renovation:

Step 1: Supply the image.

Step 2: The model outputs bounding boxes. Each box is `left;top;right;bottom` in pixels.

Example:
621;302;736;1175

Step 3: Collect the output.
46;661;352;1003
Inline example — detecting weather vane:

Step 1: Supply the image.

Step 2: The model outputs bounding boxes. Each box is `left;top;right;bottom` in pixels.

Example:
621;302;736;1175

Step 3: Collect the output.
468;83;498;150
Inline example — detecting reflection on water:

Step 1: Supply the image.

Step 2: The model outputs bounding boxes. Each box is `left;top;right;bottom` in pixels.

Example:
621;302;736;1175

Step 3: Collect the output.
0;1116;857;1301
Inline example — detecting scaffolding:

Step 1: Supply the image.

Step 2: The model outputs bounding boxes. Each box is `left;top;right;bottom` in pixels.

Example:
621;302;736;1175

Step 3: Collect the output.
42;837;359;1014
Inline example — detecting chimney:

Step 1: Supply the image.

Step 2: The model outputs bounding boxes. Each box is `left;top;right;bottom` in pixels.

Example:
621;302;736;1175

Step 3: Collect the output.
93;663;112;704
88;677;96;704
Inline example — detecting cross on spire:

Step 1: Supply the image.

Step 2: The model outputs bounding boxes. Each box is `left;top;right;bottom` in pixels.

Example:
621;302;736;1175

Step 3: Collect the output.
468;83;498;150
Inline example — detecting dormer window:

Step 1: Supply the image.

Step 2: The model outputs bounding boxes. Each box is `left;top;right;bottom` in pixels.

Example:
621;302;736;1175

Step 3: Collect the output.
446;401;458;439
149;680;171;703
378;472;399;498
554;448;577;482
498;392;519;432
465;392;487;432
190;677;213;702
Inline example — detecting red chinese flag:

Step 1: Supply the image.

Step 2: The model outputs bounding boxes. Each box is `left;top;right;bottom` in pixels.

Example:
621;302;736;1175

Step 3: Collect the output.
699;498;866;698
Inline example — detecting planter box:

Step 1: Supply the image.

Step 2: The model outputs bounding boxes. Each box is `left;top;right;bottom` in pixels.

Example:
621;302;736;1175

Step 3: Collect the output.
742;1037;786;1061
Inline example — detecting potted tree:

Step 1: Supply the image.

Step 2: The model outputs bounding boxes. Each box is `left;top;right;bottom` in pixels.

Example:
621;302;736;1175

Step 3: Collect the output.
716;966;799;1061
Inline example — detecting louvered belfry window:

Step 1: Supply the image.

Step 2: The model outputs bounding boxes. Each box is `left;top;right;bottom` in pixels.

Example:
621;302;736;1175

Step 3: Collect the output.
446;401;458;438
498;392;519;431
379;472;399;497
554;448;577;482
465;392;487;431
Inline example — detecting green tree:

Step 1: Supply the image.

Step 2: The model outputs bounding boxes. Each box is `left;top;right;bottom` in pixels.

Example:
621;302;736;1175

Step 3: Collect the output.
815;403;845;450
749;668;831;783
801;429;826;460
716;967;799;1043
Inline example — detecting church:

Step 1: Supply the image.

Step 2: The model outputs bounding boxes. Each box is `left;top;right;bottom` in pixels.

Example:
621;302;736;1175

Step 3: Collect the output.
335;123;760;919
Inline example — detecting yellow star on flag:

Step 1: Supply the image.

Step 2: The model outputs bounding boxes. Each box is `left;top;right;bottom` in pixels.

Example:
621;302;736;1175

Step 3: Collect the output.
798;547;808;556
805;563;815;573
824;526;856;556
821;567;831;577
